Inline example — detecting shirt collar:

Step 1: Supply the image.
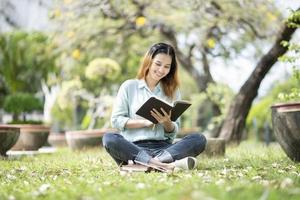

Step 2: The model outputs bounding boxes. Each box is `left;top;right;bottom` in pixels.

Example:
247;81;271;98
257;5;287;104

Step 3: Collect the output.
137;79;162;93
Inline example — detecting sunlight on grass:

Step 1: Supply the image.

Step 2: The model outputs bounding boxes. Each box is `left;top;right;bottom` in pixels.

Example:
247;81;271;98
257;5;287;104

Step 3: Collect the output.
0;142;299;200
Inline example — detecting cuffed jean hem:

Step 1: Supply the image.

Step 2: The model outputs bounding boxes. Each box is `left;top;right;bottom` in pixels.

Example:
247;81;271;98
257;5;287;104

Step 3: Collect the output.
135;150;152;164
155;150;174;163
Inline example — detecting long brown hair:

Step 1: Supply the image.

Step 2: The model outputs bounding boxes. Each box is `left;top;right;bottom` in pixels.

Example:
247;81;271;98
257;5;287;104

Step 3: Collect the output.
136;43;179;99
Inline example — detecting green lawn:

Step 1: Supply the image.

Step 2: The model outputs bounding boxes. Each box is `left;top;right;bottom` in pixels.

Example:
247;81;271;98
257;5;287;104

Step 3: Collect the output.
0;141;299;200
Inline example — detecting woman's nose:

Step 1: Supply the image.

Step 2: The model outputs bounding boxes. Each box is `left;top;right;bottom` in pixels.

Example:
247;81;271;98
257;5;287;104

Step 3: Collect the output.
158;66;165;72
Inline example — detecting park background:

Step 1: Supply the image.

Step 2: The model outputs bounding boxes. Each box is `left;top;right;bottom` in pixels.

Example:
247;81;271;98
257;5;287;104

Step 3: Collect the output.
0;0;299;200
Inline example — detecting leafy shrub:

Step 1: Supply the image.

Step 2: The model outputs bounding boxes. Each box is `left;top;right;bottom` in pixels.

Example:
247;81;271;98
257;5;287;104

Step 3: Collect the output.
182;83;234;136
3;93;43;122
276;9;300;103
246;74;299;140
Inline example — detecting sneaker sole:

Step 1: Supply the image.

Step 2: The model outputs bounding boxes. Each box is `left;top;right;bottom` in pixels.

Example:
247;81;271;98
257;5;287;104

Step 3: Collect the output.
187;157;196;170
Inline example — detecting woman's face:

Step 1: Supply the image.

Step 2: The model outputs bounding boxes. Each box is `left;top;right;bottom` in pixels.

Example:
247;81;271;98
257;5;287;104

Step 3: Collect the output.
148;53;172;83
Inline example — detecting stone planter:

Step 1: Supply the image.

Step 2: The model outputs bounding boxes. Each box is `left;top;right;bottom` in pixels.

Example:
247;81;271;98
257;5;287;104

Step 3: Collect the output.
66;128;117;150
271;102;300;162
203;138;226;157
48;133;67;147
10;124;50;151
0;125;20;156
177;127;200;138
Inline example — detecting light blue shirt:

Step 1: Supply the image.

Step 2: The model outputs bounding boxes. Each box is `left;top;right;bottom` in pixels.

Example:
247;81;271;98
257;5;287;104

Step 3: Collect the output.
111;79;181;143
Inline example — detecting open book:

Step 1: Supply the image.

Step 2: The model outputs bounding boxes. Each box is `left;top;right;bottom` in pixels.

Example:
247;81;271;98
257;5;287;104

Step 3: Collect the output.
136;97;191;124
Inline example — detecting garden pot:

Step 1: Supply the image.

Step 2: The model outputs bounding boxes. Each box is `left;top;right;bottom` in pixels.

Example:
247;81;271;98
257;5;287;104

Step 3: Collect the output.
203;138;225;157
271;102;300;162
66;128;118;150
177;127;200;138
10;124;50;151
48;133;67;147
0;125;20;156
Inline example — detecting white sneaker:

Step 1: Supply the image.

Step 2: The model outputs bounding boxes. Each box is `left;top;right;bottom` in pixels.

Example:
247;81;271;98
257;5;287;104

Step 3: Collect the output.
174;157;197;170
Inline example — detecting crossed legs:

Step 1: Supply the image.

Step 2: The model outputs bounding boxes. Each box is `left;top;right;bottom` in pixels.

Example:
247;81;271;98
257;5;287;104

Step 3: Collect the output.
102;132;207;169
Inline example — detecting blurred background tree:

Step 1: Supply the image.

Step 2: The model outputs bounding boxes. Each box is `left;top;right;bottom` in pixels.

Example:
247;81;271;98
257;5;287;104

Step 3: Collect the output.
219;8;299;142
0;31;56;94
0;31;57;123
3;92;43;123
49;0;286;135
246;9;300;143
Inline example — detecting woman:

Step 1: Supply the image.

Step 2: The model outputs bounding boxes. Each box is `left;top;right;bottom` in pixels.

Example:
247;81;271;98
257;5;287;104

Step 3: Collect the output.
103;43;206;171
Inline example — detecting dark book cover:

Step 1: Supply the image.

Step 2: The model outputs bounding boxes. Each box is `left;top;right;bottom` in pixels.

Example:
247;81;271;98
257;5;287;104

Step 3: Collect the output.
136;97;191;124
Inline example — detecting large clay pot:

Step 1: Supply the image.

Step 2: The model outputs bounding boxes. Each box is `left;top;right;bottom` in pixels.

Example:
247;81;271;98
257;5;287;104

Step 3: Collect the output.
0;125;20;156
48;133;67;147
271;102;300;162
10;124;50;151
66;128;117;150
177;127;200;138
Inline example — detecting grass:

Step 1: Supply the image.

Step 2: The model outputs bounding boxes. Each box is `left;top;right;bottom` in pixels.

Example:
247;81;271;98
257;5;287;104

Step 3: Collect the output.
0;141;299;200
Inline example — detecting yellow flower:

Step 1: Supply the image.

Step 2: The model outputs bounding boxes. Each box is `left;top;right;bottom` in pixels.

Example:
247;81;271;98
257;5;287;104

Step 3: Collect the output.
136;16;146;27
266;12;277;21
66;31;75;38
206;38;216;49
53;9;61;18
72;49;81;60
64;0;73;4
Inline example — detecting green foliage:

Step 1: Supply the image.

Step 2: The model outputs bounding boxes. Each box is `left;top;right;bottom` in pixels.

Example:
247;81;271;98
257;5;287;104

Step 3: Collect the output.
3;93;43;114
0;31;57;94
85;58;120;81
179;67;199;100
277;56;300;102
84;58;121;95
246;9;300;140
50;79;83;130
246;97;273;140
246;76;299;139
51;0;282;83
3;93;43;122
287;9;300;28
51;100;74;130
183;83;234;133
8;120;43;125
276;9;300;102
49;0;283;131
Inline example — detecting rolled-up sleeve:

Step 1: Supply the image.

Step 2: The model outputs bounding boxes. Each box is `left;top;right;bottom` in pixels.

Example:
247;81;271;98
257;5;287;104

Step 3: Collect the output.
111;83;130;131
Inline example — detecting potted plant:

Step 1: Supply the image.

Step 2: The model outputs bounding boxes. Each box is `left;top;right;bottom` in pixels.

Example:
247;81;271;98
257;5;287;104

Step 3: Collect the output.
3;93;50;151
0;125;20;156
270;11;300;162
271;67;300;162
0;31;57;151
65;128;118;150
48;131;67;147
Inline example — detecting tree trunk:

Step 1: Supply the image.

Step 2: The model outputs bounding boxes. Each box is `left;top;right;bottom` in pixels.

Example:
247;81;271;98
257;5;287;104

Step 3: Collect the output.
218;20;299;142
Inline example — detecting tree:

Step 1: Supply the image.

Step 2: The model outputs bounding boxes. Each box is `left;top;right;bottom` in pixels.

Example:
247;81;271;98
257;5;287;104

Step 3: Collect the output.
0;0;18;30
51;0;283;130
0;31;56;93
219;8;300;142
0;31;57;107
3;93;43;122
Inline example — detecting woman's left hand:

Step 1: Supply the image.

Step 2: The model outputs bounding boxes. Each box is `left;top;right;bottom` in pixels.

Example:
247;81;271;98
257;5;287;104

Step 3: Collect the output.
151;108;174;132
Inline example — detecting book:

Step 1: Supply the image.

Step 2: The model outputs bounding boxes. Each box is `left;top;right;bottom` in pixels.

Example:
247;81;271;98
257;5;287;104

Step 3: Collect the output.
135;97;191;124
120;162;168;173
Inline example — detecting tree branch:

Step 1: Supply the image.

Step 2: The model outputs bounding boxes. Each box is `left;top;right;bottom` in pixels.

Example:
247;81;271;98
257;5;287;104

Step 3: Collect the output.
238;18;267;39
